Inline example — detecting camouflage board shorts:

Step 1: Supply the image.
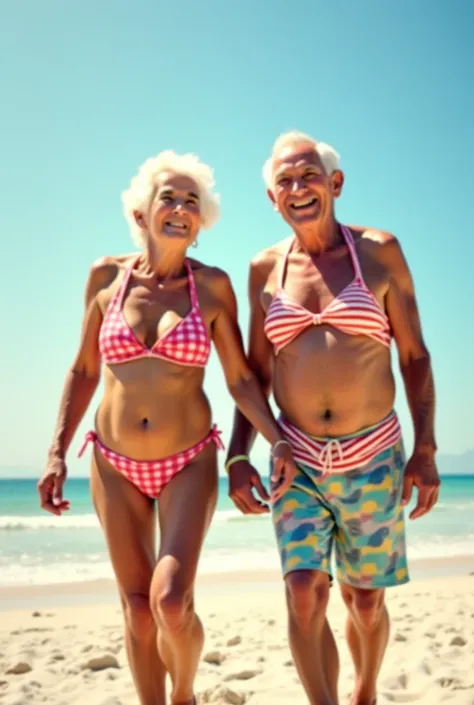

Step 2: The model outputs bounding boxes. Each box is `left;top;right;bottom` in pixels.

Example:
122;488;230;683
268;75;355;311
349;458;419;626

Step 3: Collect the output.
271;439;410;589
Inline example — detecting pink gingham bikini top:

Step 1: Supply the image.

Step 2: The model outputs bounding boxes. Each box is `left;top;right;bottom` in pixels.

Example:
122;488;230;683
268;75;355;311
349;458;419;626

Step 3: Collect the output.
99;256;211;367
264;225;392;354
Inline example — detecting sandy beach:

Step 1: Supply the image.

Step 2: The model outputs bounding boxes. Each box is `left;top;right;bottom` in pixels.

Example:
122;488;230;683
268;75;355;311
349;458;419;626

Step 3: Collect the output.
0;569;473;705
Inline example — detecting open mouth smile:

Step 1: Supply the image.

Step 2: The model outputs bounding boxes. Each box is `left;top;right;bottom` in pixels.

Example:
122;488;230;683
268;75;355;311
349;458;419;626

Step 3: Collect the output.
164;219;189;233
290;197;319;211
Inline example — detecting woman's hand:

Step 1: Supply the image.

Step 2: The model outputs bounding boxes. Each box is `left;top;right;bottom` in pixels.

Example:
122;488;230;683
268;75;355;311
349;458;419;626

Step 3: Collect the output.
228;459;270;514
37;453;70;516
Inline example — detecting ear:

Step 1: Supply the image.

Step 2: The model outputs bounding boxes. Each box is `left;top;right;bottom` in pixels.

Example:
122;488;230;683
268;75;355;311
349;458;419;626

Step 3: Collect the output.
133;209;147;229
267;188;279;212
331;170;344;199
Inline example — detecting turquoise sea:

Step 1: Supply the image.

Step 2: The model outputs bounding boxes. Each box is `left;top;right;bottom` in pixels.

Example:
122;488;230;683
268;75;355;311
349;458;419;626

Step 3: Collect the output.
0;475;473;587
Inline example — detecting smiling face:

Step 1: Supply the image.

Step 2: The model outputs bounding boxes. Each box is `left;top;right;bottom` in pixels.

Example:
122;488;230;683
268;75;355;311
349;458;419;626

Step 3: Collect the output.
268;143;343;228
134;172;202;247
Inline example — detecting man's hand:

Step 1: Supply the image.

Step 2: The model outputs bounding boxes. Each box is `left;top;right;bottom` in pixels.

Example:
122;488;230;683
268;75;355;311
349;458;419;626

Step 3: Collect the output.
270;441;298;502
228;460;270;514
402;451;440;519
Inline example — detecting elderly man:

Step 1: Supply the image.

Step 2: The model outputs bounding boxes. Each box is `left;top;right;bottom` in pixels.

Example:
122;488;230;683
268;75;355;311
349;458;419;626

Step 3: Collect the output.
225;131;440;705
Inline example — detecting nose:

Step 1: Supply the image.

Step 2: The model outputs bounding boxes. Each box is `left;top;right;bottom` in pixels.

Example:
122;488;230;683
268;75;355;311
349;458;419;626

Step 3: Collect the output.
291;178;305;193
172;201;185;213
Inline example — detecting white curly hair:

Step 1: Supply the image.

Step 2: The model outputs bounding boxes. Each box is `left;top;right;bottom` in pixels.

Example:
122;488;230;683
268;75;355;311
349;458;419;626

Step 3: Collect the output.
121;150;221;247
262;131;341;189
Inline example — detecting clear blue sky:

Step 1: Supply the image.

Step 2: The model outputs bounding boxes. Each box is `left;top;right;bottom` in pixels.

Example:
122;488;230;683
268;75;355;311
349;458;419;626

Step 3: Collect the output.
1;0;472;475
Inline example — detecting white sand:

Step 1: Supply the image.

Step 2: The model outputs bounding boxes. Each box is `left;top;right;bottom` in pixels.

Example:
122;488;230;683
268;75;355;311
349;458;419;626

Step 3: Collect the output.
0;574;473;705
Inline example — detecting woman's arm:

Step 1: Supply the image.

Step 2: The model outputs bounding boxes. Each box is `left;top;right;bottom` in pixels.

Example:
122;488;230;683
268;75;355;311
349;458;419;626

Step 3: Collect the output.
38;259;117;514
209;269;281;446
208;268;296;500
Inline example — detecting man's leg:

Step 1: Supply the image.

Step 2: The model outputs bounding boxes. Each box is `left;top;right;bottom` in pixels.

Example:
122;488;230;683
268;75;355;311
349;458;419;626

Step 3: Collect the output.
271;460;339;705
341;585;387;705
286;570;340;705
333;440;410;705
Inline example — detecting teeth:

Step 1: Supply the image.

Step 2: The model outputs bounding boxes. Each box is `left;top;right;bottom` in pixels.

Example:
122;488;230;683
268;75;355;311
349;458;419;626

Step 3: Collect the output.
292;198;317;209
166;221;186;229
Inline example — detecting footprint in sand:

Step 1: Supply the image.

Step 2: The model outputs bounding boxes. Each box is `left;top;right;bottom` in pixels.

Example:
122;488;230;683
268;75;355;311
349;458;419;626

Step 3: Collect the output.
6;661;33;675
81;654;120;671
394;632;408;642
224;669;261;681
199;686;247;705
450;635;467;646
227;636;242;647
222;687;247;705
203;650;225;665
51;652;66;661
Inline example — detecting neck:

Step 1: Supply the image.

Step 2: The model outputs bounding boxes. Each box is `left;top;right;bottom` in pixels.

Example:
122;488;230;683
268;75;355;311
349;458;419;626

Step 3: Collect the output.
293;216;341;256
142;241;187;281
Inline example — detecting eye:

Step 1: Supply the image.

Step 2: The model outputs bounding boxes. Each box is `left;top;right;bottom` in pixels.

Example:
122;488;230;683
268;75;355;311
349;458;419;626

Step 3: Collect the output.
277;177;290;187
161;195;173;203
303;170;317;179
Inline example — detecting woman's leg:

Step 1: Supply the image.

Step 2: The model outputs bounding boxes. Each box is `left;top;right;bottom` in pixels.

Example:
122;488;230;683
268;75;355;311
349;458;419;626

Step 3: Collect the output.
90;448;167;705
150;441;218;705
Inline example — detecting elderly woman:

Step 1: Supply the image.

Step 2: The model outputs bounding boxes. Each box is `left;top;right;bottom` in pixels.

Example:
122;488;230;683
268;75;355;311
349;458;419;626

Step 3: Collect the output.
37;150;295;705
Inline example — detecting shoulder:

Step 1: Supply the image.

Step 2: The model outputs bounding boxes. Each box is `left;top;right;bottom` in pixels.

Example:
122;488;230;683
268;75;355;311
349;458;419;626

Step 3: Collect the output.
350;227;415;293
349;226;407;267
85;253;136;304
249;236;292;287
251;236;292;270
188;258;230;287
187;257;234;300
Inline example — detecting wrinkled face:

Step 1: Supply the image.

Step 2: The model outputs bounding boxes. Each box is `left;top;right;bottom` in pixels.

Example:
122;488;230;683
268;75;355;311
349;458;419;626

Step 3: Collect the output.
136;172;201;245
269;143;343;226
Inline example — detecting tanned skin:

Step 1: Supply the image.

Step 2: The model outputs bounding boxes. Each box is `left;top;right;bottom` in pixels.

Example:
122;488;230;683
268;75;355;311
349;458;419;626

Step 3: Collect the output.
226;143;439;705
38;172;296;705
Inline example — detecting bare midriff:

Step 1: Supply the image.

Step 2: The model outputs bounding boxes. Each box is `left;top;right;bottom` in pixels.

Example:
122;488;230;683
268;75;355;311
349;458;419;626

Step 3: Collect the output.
95;359;212;460
272;326;395;437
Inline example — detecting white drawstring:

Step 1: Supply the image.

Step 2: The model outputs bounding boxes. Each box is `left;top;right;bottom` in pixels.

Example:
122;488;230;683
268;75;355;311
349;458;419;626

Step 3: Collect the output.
318;439;344;477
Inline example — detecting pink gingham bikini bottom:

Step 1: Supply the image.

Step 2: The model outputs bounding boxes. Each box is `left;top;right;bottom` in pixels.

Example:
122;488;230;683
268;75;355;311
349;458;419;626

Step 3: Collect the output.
78;424;224;498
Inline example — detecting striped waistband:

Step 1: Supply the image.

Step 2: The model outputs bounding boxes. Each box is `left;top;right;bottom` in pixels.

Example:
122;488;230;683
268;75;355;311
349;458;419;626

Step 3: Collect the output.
278;411;402;477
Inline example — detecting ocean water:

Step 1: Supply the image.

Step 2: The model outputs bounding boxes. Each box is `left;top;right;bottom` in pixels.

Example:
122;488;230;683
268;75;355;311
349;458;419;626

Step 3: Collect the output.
0;475;473;587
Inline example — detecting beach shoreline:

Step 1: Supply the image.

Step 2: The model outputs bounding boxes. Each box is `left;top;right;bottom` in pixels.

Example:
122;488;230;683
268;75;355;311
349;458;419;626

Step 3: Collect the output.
1;553;473;611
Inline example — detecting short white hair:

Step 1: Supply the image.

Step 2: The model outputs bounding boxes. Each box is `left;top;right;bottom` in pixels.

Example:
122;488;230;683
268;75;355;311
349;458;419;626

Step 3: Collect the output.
121;150;221;247
262;131;341;189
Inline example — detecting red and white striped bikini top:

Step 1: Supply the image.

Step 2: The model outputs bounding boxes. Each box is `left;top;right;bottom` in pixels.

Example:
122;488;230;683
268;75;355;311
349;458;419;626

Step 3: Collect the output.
99;257;211;367
264;225;391;354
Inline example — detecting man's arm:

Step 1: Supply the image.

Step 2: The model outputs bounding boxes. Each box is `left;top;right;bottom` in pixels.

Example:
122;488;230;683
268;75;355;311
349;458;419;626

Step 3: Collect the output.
383;236;436;453
382;234;440;518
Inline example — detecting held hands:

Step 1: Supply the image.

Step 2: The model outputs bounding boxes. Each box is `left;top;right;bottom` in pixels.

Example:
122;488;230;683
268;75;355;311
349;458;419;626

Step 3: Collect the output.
401;450;440;519
37;453;70;516
227;440;297;514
